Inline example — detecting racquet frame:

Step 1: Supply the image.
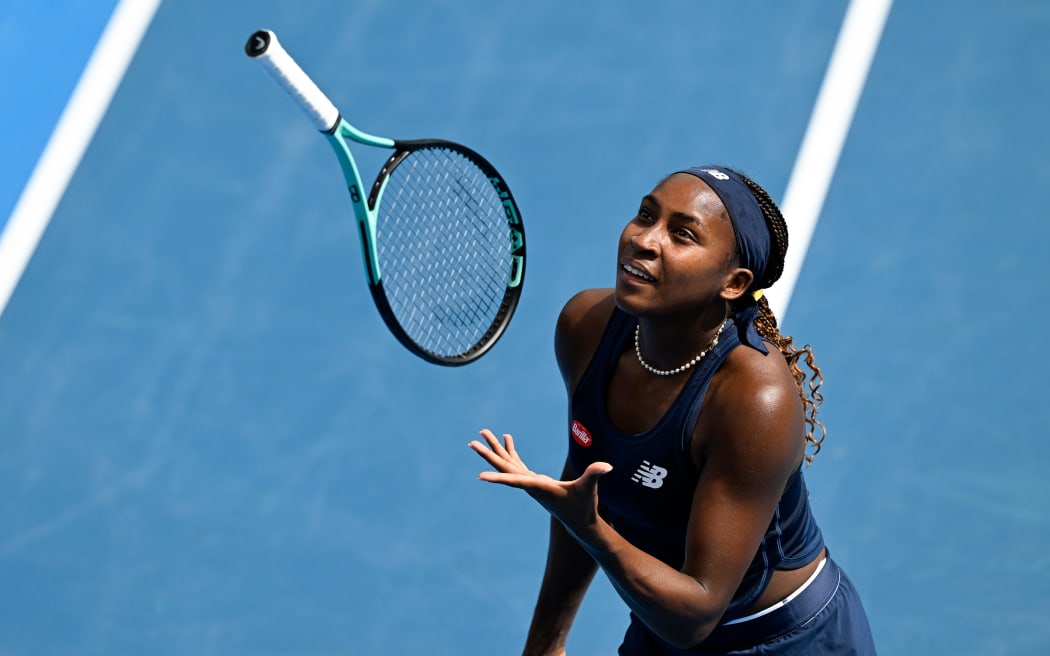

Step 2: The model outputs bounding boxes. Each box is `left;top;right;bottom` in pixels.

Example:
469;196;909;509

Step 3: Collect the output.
245;29;525;365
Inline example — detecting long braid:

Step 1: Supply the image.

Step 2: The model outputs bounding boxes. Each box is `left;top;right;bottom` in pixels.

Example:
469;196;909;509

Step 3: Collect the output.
730;169;826;463
754;295;826;463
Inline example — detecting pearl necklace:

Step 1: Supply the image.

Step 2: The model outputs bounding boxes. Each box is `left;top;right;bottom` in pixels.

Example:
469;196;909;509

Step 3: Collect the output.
634;320;727;376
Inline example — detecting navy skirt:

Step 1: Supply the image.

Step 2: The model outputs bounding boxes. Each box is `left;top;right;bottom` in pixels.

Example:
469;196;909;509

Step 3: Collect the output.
618;554;876;655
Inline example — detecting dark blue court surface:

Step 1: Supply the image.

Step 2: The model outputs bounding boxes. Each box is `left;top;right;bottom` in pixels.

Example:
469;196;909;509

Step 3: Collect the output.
1;1;1048;654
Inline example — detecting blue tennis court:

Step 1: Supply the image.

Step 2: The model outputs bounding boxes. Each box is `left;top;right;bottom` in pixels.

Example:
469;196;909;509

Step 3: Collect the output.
1;1;1047;654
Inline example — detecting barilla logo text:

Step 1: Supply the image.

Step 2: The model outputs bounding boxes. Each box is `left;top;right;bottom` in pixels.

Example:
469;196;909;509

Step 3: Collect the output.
571;420;593;447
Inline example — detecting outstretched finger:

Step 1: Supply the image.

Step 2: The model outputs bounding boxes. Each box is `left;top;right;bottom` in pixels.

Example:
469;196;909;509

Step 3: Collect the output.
502;433;520;460
477;470;553;491
577;462;614;489
478;428;512;460
469;439;510;471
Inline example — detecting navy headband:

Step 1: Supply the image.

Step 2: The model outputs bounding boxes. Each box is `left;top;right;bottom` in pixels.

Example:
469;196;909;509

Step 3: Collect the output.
676;166;771;353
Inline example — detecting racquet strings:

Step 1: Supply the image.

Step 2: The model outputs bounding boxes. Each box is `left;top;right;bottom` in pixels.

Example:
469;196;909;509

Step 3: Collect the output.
375;146;514;358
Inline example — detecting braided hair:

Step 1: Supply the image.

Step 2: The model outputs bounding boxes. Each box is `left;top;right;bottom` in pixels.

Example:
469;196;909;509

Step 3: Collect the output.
727;168;826;463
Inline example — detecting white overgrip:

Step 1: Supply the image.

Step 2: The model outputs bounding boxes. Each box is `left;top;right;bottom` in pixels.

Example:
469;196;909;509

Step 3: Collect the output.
246;29;340;132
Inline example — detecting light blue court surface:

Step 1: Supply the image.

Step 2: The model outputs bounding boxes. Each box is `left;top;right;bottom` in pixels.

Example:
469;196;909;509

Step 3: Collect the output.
2;1;1048;654
0;0;120;228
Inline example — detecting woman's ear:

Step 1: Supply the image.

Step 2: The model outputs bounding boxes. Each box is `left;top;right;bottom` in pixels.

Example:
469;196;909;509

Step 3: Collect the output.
720;268;754;301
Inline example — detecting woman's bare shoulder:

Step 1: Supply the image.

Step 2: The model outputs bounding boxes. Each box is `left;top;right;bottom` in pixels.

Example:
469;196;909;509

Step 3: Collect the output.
554;288;618;392
699;343;806;468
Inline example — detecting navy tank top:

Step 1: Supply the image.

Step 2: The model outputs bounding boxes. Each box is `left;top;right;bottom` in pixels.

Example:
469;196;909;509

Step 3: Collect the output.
568;307;824;620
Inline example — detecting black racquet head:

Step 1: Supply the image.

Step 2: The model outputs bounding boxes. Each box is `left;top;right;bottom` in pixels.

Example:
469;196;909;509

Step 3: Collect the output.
364;140;526;366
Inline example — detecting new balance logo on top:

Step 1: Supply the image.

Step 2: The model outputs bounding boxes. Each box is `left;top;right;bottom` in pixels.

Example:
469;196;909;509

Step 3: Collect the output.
631;461;668;489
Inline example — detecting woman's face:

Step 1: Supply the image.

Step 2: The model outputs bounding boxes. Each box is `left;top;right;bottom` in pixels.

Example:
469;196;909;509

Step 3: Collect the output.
614;173;752;318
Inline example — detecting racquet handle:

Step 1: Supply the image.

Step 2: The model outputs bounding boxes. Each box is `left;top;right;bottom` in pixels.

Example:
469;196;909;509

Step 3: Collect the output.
245;29;340;132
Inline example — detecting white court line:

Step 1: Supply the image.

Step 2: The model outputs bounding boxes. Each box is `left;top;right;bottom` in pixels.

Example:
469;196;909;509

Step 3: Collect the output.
766;0;894;321
0;0;163;320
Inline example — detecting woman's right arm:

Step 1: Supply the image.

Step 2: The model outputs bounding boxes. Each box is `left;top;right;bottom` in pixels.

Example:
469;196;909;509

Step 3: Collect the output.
521;289;614;655
518;289;613;650
522;461;600;656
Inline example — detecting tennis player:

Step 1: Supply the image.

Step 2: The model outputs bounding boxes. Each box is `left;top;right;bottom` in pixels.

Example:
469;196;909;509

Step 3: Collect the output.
470;166;876;654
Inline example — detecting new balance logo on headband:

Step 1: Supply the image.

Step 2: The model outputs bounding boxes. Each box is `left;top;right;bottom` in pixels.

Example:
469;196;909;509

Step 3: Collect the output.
700;168;730;181
631;461;668;489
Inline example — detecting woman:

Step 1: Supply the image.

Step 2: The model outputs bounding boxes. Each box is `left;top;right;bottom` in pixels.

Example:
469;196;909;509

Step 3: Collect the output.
469;166;876;654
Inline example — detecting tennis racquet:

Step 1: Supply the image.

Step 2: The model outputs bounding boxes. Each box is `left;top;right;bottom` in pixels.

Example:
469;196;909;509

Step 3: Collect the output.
245;29;526;366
